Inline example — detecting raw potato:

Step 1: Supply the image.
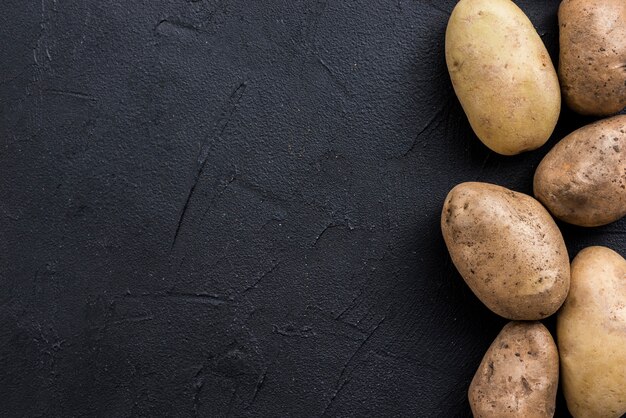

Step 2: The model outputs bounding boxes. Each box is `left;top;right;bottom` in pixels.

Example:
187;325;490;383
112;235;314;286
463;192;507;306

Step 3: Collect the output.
469;322;559;418
445;0;561;155
534;115;626;227
441;182;569;320
559;0;626;116
558;247;626;418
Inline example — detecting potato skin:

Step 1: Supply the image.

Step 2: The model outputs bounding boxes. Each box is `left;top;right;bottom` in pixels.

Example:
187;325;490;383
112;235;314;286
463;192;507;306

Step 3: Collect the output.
559;0;626;116
469;322;559;418
441;182;570;320
445;0;561;155
534;115;626;227
557;246;626;418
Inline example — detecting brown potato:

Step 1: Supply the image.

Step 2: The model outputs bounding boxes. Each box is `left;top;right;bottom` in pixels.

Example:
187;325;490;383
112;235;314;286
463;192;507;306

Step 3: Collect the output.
441;182;570;320
469;322;559;418
534;115;626;227
557;246;626;418
559;0;626;115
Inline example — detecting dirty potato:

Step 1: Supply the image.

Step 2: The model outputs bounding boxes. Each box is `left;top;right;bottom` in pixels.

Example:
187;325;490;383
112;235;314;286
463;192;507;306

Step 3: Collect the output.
469;322;559;418
559;0;626;115
534;115;626;227
445;0;561;155
441;182;570;320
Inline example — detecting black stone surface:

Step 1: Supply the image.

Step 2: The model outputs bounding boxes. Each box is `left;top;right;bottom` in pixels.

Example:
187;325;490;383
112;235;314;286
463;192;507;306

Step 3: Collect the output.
1;0;623;416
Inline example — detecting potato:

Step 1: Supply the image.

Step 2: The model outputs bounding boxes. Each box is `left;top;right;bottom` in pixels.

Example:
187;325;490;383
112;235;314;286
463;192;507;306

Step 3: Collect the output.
557;246;626;418
534;115;626;227
559;0;626;116
469;322;559;418
445;0;561;155
441;182;570;320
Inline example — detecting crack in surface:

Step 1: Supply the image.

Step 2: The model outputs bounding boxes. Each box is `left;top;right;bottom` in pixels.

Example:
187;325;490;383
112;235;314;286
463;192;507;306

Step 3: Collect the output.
248;367;268;408
199;175;238;222
243;261;282;294
171;81;247;250
155;18;202;36
334;289;363;320
402;102;447;157
313;223;343;247
110;315;154;325
321;316;385;416
317;57;349;96
124;291;230;306
45;89;96;101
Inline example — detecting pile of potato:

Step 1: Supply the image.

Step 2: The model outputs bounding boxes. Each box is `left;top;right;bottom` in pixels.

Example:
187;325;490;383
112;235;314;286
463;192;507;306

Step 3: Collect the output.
442;0;626;416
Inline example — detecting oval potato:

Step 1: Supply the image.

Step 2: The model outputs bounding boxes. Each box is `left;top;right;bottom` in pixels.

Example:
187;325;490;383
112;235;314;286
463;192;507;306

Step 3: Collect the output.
445;0;561;155
469;322;559;418
559;0;626;116
557;246;626;418
441;182;570;320
534;115;626;227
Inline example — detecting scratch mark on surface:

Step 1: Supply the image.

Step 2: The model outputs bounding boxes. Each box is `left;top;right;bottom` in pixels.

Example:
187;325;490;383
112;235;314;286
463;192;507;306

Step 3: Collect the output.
124;291;230;306
32;0;56;69
111;315;154;325
243;261;281;293
248;367;268;407
313;223;343;247
155;18;201;36
273;324;314;338
337;317;385;382
318;57;334;76
317;57;348;95
171;171;202;250
164;293;228;305
402;103;447;156
321;316;385;416
355;305;374;327
193;365;205;418
321;376;351;417
45;89;96;101
336;318;368;334
199;174;238;221
170;81;247;250
307;304;367;335
373;349;413;364
33;0;47;66
217;82;248;136
334;290;362;320
256;218;281;232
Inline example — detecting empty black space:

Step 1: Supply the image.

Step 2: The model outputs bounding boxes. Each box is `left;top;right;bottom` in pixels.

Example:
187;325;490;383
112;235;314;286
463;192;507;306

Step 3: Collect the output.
1;0;623;417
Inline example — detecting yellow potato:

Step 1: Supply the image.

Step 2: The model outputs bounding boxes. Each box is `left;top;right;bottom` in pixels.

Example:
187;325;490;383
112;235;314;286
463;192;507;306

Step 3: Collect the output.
557;246;626;418
469;322;559;418
559;0;626;116
441;182;570;320
534;115;626;227
445;0;561;155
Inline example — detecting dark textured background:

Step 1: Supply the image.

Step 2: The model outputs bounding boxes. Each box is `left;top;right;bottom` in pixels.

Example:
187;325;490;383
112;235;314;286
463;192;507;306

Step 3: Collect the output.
1;0;624;416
